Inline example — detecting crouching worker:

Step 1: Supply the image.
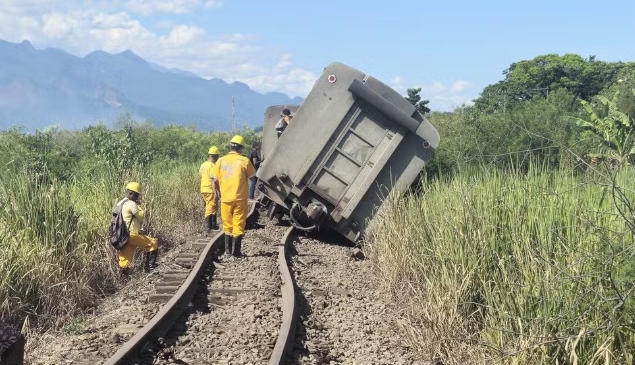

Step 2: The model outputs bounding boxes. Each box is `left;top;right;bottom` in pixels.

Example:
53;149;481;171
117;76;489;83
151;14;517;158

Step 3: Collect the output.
0;321;25;365
212;135;256;258
114;182;159;274
199;146;220;232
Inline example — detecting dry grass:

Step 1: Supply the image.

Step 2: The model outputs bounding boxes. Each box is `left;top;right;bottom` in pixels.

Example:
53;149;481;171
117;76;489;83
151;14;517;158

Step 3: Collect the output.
368;166;635;365
0;161;204;331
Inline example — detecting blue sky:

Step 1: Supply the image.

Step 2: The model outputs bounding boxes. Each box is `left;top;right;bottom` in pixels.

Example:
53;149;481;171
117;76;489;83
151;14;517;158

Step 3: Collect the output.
1;0;634;111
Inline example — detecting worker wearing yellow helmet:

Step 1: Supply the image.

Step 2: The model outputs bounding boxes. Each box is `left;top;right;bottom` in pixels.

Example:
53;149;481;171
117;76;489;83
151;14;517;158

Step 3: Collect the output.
211;135;256;257
199;145;220;233
115;182;159;274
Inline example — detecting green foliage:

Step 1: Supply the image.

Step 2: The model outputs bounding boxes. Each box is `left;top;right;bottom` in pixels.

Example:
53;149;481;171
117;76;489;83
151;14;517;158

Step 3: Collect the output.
474;54;633;114
373;165;635;364
61;316;86;335
427;89;587;177
0;127;86;181
405;87;431;115
571;88;635;166
0;121;259;329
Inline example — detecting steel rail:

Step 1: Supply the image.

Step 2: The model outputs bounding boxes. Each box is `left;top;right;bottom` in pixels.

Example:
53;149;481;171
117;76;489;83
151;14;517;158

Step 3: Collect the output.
103;202;257;365
268;226;297;365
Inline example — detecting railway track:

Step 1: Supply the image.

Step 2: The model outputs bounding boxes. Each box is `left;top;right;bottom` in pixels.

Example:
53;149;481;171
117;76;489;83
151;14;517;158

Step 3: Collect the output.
86;202;300;365
32;200;416;365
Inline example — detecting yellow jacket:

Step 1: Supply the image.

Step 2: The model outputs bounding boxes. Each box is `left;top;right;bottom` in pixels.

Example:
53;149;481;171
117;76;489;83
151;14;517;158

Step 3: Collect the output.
211;151;256;202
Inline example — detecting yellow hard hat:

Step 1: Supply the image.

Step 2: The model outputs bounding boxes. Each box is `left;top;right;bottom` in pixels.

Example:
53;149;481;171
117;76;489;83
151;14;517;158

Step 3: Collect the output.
126;182;141;194
208;146;219;155
230;135;245;146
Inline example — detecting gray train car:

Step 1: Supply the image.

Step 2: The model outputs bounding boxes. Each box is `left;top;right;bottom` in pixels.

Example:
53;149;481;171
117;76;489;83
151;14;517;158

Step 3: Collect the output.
261;105;300;161
256;62;440;242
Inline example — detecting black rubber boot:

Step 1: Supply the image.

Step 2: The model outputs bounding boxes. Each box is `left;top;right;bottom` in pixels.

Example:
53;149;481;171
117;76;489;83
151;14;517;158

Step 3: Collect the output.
145;250;159;272
120;267;132;276
205;216;211;233
232;235;243;257
209;213;219;231
224;234;232;255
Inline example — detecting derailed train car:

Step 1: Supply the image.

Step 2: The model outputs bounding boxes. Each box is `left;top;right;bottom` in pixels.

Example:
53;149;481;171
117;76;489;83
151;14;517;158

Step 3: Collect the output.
261;105;300;161
256;62;440;242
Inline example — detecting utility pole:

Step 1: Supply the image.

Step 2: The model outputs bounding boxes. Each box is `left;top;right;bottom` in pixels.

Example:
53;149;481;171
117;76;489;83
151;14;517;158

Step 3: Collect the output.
231;95;236;132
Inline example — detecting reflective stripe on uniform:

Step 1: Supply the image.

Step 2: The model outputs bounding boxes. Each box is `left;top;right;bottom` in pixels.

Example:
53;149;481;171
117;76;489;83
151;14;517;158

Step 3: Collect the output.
211;151;256;203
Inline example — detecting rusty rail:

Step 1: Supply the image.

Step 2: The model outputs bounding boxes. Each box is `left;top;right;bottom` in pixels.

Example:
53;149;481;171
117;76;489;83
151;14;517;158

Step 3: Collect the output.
103;202;257;365
269;226;297;364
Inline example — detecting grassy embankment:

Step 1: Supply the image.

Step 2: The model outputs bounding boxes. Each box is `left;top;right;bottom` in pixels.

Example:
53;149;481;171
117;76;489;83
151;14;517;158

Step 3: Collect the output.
370;166;635;365
0;123;258;332
0;163;202;330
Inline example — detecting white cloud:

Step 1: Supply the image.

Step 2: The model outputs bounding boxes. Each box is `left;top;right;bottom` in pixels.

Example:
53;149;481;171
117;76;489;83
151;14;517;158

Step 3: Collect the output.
41;13;74;38
386;76;477;111
163;25;205;46
430;94;475;111
0;2;315;97
125;0;219;15
389;76;405;94
205;0;223;9
450;80;472;93
429;81;446;94
388;78;474;112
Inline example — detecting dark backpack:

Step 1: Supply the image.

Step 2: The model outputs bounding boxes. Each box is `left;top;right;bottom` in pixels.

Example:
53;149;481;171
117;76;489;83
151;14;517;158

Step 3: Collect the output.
109;201;133;250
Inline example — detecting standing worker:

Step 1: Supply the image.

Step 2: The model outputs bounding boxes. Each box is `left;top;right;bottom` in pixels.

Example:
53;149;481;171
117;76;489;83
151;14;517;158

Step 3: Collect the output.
211;135;256;257
199;146;220;232
248;141;262;200
116;182;159;274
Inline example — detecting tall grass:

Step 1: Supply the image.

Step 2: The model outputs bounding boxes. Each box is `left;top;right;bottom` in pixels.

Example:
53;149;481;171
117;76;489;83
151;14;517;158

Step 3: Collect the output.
370;166;635;365
0;161;203;330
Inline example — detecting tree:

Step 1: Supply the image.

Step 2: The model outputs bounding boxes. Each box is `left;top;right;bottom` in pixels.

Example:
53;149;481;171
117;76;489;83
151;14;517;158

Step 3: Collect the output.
474;54;633;114
405;88;431;115
570;88;635;166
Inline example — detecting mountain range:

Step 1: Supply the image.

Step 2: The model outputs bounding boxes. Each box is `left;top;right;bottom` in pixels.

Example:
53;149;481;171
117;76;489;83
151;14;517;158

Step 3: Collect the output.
0;39;304;131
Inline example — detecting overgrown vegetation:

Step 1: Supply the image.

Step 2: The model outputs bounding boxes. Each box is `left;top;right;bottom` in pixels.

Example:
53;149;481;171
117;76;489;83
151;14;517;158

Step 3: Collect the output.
371;166;635;364
371;54;635;364
0;119;258;330
2;52;635;365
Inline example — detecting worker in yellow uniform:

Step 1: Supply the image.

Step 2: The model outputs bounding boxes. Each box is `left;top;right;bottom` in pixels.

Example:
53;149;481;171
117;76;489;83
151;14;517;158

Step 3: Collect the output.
116;182;159;274
211;135;256;257
199;146;220;233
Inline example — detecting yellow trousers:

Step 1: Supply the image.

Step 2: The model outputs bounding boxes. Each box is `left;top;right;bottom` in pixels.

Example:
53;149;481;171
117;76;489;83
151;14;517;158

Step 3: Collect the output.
202;192;217;218
118;234;158;269
221;200;248;237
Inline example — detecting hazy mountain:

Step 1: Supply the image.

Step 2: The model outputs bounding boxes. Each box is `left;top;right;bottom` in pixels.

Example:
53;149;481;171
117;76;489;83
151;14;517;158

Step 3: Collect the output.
0;39;304;131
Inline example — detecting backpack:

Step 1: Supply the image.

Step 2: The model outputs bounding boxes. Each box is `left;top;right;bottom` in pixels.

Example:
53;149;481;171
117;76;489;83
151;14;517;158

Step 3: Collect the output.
275;118;288;132
109;200;134;250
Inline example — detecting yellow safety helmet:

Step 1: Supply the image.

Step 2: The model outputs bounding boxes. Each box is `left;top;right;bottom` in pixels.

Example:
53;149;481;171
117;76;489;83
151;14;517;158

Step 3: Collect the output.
230;135;245;146
125;182;141;194
208;146;219;155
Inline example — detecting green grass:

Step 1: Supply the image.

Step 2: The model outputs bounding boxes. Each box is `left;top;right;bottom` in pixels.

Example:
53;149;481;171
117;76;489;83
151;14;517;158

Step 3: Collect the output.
0;123;262;332
370;166;635;365
0;161;204;330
